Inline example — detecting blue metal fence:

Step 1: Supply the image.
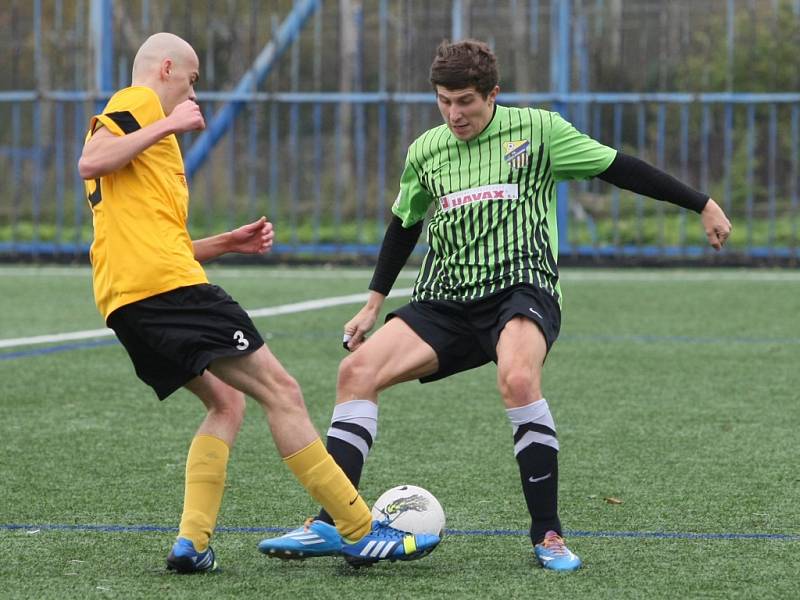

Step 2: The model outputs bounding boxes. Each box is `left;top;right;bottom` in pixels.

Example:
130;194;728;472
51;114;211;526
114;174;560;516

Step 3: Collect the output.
1;0;799;260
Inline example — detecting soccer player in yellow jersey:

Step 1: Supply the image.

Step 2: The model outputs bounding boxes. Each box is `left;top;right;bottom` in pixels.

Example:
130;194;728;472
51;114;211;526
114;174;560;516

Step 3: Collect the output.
78;32;439;573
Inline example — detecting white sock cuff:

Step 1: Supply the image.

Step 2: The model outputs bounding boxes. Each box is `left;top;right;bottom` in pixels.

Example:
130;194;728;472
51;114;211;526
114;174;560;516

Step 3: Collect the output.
330;399;378;439
505;398;556;431
331;399;378;421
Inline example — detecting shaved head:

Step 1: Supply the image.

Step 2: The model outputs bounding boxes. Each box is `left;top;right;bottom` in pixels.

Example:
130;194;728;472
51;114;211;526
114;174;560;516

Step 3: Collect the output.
132;32;197;81
130;32;200;115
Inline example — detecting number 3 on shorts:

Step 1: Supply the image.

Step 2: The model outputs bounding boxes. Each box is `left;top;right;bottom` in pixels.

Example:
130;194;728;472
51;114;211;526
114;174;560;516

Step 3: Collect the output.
233;330;250;350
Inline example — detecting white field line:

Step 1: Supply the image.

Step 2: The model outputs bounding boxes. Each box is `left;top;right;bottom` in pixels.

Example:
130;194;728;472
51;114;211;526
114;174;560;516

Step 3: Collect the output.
0;327;117;349
0;288;413;351
2;266;800;282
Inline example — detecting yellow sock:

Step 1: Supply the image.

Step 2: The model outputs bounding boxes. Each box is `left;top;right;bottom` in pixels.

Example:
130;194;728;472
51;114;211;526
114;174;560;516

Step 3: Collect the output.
283;438;371;541
178;435;230;551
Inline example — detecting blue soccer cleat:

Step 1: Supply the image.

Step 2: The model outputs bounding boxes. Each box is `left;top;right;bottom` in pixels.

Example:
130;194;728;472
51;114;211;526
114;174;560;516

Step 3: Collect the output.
166;537;218;574
340;520;440;567
257;519;344;560
534;530;582;572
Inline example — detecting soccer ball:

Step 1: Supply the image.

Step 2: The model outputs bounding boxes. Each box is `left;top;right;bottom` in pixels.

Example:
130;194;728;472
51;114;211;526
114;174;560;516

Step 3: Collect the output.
371;484;445;536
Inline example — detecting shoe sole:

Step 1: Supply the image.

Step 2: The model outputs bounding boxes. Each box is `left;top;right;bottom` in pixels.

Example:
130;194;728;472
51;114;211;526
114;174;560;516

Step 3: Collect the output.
342;543;439;568
260;547;340;561
536;561;582;572
165;556;218;574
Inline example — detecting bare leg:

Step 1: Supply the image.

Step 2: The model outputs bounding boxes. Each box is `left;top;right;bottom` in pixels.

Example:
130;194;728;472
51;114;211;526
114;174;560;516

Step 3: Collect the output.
496;317;561;544
207;345;372;540
208;345;316;456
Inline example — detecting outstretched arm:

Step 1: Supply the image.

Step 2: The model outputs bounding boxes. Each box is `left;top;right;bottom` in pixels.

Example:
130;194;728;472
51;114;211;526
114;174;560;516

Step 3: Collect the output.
343;216;423;351
597;152;732;250
78;99;205;179
193;216;274;263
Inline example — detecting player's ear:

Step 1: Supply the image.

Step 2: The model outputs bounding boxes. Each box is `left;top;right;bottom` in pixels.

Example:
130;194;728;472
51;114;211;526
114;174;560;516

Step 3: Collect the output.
161;58;173;81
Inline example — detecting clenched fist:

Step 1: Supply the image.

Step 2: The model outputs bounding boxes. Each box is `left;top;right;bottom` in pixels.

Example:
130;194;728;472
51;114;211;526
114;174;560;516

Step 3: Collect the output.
168;99;205;134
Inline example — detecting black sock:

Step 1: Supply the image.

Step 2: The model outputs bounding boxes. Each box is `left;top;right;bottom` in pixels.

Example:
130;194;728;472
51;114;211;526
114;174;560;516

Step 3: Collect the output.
507;399;562;545
516;442;561;544
317;436;367;524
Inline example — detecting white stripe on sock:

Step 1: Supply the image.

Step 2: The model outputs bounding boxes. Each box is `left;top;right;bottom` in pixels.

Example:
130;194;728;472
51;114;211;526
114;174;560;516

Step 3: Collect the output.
326;428;371;460
514;430;559;455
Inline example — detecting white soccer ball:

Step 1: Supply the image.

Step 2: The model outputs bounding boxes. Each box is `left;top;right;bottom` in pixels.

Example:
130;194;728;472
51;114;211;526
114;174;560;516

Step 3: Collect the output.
371;484;445;536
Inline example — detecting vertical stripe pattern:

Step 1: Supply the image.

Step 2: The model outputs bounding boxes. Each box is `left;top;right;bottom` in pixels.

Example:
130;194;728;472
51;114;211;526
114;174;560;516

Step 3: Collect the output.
408;106;562;304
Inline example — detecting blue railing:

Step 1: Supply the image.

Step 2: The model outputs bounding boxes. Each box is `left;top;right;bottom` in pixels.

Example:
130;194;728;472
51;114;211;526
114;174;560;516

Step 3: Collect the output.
2;0;799;260
1;91;797;260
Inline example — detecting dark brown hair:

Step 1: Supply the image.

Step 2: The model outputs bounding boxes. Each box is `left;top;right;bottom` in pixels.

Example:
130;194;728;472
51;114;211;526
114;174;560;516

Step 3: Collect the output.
429;39;499;97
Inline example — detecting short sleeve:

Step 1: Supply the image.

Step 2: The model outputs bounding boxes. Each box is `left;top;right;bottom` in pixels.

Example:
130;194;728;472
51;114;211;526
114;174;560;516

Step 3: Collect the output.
391;150;434;227
549;113;617;182
89;87;164;137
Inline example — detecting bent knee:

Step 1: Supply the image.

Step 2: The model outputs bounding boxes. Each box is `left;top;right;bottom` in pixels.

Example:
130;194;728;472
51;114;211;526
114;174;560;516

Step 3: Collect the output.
337;353;377;394
498;370;540;406
208;389;246;423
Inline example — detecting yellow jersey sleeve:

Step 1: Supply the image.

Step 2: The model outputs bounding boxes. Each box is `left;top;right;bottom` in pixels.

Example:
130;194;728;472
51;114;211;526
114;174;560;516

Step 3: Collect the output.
90;86;164;136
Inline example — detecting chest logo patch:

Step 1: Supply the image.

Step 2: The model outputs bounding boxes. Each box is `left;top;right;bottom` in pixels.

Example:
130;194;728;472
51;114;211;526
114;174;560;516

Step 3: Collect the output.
439;183;519;211
503;140;530;169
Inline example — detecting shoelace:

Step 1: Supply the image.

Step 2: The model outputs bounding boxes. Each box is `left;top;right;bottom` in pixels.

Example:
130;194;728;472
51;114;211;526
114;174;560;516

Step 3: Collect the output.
302;517;315;531
373;522;407;540
540;532;569;555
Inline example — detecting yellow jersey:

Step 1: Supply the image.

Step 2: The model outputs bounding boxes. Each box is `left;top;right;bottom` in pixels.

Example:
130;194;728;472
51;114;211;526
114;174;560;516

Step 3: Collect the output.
84;86;207;320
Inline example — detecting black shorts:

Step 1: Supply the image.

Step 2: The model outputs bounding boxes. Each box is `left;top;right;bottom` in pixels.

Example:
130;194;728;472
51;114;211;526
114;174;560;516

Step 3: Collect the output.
107;284;264;400
387;283;561;383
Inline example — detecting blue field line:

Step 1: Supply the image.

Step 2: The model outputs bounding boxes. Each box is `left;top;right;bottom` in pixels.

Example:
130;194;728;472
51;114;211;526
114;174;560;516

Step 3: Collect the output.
2;523;798;541
0;339;117;360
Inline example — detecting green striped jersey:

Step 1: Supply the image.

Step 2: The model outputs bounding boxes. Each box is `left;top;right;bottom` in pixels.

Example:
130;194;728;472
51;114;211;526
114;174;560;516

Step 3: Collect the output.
392;105;616;305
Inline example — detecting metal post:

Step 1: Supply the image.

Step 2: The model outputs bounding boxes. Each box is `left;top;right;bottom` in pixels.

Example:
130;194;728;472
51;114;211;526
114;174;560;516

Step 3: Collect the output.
452;0;464;41
354;4;367;243
379;0;388;93
791;105;799;247
727;0;735;91
530;0;539;52
551;0;571;256
33;0;43;252
34;0;43;91
91;0;114;107
679;105;689;249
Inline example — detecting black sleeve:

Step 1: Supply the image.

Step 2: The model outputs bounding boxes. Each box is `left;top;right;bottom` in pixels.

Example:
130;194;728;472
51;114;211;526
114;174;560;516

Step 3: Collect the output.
368;216;423;296
597;152;709;213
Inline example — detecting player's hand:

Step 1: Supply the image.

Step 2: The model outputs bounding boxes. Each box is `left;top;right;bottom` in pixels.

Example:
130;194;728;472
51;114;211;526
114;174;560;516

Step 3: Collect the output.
342;304;380;352
168;99;205;134
701;198;732;251
229;216;274;254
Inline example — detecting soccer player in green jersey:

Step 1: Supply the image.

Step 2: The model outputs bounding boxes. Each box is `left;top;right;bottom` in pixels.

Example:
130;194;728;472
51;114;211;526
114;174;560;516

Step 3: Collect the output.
259;39;732;571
